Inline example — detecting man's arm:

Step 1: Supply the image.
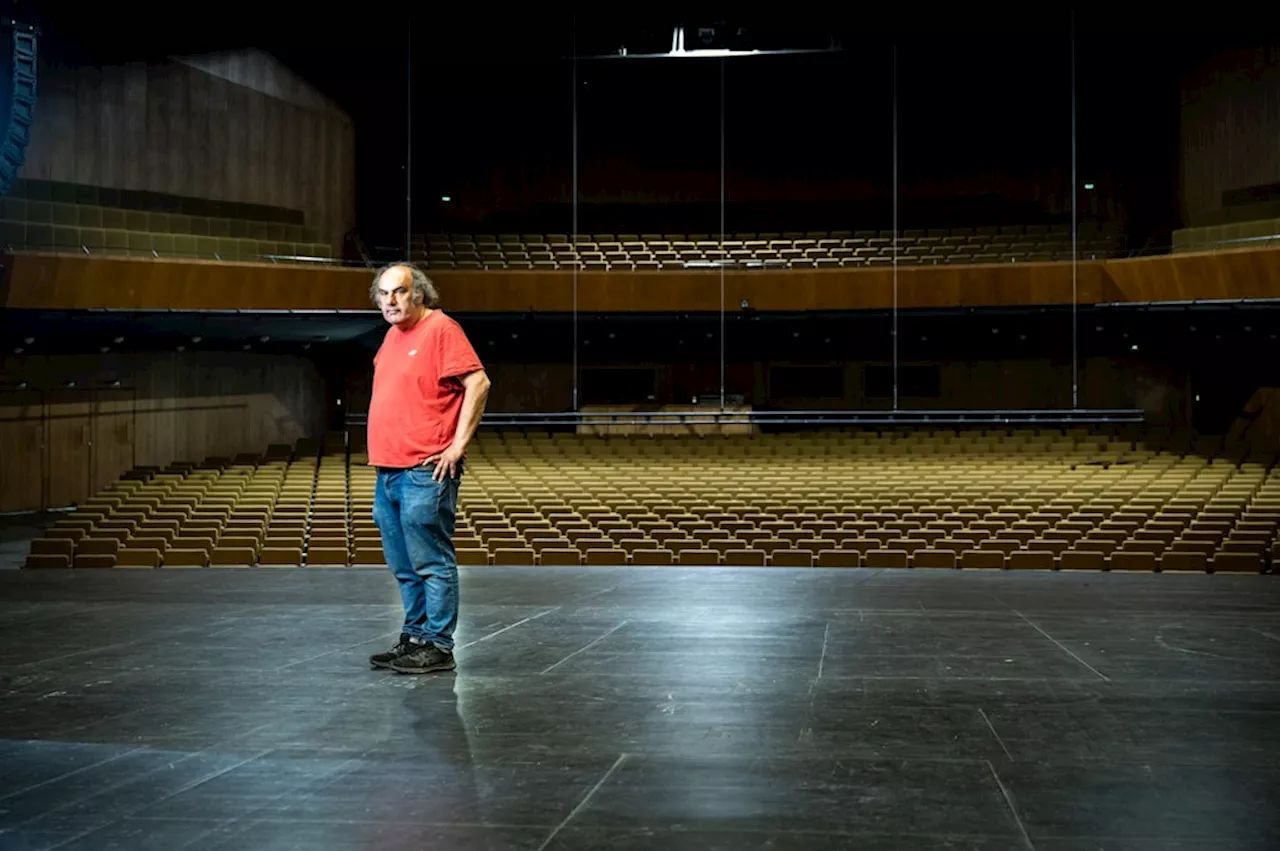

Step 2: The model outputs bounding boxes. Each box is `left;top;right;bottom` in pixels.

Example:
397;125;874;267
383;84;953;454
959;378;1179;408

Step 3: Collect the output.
431;369;491;480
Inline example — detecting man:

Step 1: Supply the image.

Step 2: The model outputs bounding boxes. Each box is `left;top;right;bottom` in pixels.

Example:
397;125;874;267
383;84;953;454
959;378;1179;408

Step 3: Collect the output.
366;264;490;674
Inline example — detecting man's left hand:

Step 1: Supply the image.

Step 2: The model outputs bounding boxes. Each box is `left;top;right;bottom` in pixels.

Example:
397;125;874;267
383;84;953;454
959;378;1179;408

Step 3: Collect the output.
428;444;464;481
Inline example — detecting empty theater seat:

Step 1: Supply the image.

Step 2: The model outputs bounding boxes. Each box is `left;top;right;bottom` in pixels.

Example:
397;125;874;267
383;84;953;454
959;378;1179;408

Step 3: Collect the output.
410;223;1123;271
3;178;333;262
23;429;1279;575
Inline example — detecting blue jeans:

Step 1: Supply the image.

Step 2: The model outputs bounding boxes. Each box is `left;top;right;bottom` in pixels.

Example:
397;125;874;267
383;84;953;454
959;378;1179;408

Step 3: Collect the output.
373;464;462;650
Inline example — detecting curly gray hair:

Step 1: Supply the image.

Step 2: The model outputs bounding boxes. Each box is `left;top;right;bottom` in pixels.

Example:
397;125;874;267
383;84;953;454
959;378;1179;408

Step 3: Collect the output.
370;263;440;309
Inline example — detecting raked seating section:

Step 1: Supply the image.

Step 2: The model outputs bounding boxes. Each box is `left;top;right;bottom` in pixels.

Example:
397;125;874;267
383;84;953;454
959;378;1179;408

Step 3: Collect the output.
23;429;1280;572
0;179;332;261
412;223;1122;271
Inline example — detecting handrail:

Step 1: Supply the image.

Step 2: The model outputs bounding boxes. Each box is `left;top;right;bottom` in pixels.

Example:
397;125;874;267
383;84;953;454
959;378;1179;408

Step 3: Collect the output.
344;408;1145;427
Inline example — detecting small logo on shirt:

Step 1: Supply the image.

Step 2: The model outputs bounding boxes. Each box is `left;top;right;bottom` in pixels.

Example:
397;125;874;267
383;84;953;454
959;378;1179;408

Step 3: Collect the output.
408;349;418;356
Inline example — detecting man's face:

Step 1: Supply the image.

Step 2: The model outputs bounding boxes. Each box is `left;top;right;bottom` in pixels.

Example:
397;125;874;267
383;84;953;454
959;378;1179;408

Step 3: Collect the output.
376;267;421;327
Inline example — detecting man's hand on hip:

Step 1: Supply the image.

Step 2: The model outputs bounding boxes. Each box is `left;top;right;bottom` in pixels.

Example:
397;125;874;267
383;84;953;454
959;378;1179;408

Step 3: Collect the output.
427;444;464;481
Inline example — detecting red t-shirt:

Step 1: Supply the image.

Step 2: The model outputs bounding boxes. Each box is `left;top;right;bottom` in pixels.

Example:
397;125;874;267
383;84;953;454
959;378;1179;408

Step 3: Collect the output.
367;310;484;468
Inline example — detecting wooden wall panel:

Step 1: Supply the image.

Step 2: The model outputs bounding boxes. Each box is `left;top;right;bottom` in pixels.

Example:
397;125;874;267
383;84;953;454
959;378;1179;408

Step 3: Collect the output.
450;355;1185;426
0;392;45;512
1103;247;1280;302
0;352;326;512
144;65;173;198
92;389;136;496
1181;45;1280;226
20;53;356;250
3;249;1276;314
44;391;93;509
482;362;576;414
74;68;101;186
192;64;218;201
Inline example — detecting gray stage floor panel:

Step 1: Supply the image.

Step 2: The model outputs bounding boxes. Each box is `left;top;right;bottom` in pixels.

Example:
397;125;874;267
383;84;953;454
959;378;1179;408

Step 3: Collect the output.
1;567;1278;850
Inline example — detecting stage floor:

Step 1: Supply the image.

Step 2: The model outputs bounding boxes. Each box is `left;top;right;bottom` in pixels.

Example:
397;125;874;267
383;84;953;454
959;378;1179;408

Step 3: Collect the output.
1;566;1278;850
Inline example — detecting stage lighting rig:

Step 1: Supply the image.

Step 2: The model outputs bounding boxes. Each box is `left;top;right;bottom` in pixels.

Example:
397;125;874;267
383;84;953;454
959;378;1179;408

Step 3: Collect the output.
587;19;840;59
0;16;38;195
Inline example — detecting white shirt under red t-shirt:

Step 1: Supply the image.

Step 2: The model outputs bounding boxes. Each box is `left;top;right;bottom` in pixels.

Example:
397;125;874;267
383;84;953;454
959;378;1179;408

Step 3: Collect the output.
367;309;484;469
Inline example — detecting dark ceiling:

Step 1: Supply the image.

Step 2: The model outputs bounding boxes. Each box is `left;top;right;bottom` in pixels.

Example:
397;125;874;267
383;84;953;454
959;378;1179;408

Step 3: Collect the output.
7;4;1276;247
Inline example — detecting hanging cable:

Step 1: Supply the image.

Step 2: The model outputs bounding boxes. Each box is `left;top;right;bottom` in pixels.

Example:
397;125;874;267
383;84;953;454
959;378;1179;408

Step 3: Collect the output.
892;44;899;412
572;17;579;412
1071;11;1079;409
405;13;412;261
720;57;727;411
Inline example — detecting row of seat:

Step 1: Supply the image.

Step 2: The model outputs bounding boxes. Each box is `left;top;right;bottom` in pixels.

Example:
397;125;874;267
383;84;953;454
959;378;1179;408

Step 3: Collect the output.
456;545;1263;572
23;428;1279;572
414;223;1109;246
441;429;1276;572
1;196;322;243
0;221;332;262
24;458;382;569
412;229;1119;270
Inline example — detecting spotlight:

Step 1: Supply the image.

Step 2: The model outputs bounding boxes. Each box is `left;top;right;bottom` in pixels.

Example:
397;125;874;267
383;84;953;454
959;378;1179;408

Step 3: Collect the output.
1131;344;1139;351
23;336;33;344
260;336;270;343
99;346;110;353
14;347;23;354
192;336;202;343
243;344;251;350
113;336;123;344
177;345;186;352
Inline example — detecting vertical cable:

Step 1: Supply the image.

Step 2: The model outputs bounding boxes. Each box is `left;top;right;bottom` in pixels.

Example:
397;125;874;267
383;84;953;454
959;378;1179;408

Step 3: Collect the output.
1070;12;1079;409
892;44;899;411
720;57;726;410
405;12;412;261
572;17;579;412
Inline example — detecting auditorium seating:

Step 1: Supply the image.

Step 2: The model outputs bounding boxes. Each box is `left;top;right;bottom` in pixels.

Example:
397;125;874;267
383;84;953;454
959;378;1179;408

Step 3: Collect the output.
410;223;1122;271
23;428;1278;573
0;178;332;261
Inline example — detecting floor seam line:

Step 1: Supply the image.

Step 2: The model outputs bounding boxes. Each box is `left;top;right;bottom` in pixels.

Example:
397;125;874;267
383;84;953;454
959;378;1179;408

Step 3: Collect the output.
536;752;628;851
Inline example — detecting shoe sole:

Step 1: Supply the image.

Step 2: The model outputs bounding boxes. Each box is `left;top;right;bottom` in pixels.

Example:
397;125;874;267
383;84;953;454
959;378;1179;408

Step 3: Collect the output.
369;659;396;670
389;661;457;674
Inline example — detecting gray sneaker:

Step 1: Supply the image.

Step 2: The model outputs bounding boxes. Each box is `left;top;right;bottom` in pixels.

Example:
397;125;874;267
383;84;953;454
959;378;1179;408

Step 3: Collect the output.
369;633;413;669
389;641;456;674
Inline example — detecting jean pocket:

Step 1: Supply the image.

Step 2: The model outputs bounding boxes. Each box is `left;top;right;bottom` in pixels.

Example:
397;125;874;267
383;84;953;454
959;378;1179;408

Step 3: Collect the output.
406;467;444;488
